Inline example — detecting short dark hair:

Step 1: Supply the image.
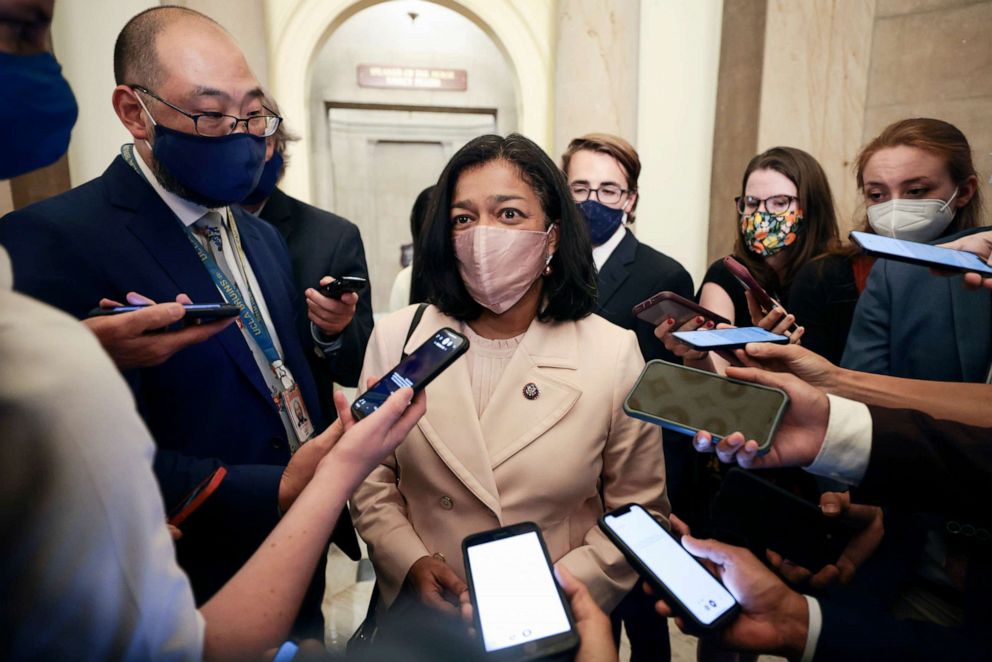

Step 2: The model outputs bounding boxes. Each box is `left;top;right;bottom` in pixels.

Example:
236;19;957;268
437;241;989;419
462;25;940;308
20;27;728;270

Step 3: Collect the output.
732;146;840;293
415;133;597;322
113;6;219;87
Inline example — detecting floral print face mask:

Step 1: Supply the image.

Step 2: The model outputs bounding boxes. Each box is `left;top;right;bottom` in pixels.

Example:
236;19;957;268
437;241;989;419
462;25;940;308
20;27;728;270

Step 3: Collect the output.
741;210;803;257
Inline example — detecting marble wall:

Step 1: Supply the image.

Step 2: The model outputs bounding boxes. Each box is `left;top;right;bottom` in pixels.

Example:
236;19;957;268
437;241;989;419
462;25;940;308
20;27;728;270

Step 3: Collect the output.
553;0;641;159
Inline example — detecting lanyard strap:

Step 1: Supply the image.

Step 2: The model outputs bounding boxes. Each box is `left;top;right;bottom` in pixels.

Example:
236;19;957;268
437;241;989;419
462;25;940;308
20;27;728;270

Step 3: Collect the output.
120;144;292;386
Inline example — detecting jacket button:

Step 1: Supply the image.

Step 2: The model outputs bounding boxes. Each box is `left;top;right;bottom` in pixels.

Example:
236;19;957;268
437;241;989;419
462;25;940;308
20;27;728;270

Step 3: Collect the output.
432;551;446;563
439;496;454;510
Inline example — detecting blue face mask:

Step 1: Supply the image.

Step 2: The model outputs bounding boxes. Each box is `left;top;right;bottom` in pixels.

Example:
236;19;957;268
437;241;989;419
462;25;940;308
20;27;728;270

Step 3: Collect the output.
578;199;625;246
137;95;266;206
0;52;78;180
241;151;283;206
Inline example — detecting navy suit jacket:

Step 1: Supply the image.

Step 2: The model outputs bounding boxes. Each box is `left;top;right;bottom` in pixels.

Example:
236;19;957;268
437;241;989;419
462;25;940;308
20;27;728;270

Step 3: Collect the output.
255;187;373;420
841;227;992;382
595;230;694;363
0;155;336;601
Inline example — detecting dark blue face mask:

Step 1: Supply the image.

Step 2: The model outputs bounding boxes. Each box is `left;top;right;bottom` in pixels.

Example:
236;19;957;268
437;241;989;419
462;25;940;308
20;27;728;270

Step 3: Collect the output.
0;51;78;180
241;151;283;206
578;199;625;246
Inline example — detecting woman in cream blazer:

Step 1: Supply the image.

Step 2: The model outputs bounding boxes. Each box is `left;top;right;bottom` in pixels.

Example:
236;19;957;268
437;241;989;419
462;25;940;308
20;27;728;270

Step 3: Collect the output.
350;134;669;613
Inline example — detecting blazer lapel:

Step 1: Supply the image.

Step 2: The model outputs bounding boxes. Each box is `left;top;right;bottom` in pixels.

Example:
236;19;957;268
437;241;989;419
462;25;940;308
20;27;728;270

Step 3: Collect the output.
596;231;637;306
404;311;502;516
480;318;581;469
258;188;297;242
948;274;992;381
113;164;274;406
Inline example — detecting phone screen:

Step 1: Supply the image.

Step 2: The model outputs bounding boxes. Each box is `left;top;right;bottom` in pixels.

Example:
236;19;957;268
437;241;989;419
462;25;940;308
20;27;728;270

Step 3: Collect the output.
625;360;787;445
603;505;737;625
851;231;992;276
352;329;466;417
466;530;572;652
672;326;787;349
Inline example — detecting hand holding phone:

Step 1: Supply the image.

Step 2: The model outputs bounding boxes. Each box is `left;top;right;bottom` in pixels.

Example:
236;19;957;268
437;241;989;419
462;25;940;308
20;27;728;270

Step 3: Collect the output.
624;360;789;454
463;523;579;659
318;276;368;299
351;328;468;420
600;504;739;630
87;302;241;326
167;467;227;527
673;326;789;351
634;291;731;327
723;256;798;333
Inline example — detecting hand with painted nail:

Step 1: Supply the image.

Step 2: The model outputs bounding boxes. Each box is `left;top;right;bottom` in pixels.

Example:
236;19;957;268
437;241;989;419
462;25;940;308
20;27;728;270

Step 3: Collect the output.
745;291;804;344
653;314;713;363
765;491;884;589
691;366;829;469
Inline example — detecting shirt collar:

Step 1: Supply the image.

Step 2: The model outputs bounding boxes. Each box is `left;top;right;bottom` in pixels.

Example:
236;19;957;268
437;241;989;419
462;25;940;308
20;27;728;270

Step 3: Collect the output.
134;147;226;228
592;224;627;271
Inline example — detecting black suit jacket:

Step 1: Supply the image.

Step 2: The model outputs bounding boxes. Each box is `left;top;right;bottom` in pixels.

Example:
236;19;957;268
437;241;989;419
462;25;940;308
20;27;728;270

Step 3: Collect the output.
0;156;360;609
815;406;992;660
256;188;374;421
595;230;694;363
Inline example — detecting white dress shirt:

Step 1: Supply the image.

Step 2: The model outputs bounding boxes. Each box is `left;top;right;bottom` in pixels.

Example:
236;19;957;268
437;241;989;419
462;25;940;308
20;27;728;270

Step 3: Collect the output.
592;224;627;271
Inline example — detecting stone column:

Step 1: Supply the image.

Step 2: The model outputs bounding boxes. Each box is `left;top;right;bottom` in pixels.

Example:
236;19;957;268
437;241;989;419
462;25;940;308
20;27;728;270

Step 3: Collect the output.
553;0;641;160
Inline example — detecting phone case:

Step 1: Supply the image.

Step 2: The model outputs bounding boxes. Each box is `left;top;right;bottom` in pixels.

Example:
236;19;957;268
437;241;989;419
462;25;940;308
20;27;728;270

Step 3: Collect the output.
672;327;789;351
632;291;731;327
462;522;580;660
722;256;799;332
622;360;788;454
598;505;740;631
350;327;469;420
710;469;852;572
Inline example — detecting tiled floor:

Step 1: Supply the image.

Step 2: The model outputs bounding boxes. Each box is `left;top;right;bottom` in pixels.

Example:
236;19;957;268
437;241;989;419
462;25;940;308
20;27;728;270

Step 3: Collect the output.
321;546;785;661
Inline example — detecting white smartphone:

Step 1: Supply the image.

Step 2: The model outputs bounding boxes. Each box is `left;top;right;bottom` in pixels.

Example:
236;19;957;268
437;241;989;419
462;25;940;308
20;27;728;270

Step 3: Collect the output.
462;523;579;659
600;504;740;630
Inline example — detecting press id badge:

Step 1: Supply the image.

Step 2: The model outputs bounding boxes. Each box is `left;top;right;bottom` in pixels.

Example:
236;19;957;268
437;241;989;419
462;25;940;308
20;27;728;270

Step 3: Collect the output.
284;384;314;450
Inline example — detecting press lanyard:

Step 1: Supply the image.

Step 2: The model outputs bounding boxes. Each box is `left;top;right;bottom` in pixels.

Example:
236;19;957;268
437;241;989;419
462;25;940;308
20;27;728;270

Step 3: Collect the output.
180;213;296;391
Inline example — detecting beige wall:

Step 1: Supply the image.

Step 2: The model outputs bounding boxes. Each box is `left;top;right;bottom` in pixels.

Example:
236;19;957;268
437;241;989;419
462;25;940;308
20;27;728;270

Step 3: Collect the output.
636;0;724;285
172;0;271;88
553;0;641;159
862;0;992;227
52;0;158;187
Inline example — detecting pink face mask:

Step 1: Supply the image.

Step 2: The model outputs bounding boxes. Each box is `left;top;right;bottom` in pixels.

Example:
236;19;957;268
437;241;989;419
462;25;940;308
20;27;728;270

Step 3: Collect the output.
454;224;554;314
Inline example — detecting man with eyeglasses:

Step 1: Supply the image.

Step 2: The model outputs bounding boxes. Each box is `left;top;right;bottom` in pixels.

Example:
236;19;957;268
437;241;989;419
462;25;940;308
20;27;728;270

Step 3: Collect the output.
0;5;356;636
562;134;693;661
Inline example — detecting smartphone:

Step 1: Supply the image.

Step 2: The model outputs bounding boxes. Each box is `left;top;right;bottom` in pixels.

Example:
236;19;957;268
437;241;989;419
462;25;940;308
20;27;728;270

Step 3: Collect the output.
463;522;579;659
623;359;789;454
850;230;992;277
318;276;368;299
722;256;798;332
351;327;469;420
633;291;731;327
600;504;740;630
672;326;788;351
87;302;241;326
710;468;852;572
167;466;227;527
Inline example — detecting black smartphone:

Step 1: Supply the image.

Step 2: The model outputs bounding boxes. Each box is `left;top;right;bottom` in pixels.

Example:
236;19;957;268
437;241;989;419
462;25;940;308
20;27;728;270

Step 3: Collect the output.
600;504;740;630
87;303;241;327
623;360;789;454
351;327;469;420
850;230;992;277
318;276;368;299
463;522;579;659
167;466;227;528
710;468;852;572
672;326;789;351
632;291;731;327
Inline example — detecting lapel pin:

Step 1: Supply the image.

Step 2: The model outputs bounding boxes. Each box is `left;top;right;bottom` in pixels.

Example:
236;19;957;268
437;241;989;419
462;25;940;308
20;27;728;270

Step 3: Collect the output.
523;382;540;400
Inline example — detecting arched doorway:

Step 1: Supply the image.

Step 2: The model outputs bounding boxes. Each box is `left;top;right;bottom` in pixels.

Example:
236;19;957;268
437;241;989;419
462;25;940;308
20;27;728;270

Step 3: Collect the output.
308;1;517;313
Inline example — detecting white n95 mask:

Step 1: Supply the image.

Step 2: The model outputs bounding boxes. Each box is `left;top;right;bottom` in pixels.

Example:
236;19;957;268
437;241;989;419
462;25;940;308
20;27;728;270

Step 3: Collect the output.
866;189;958;242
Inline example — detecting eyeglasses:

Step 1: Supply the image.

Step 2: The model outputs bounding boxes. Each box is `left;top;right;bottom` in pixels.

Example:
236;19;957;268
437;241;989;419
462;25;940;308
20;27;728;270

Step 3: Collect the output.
735;194;798;216
129;85;282;138
569;183;630;206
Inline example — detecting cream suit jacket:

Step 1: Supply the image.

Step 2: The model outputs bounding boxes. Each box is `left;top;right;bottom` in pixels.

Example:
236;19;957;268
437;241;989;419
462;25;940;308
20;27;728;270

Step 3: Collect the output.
350;305;669;610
